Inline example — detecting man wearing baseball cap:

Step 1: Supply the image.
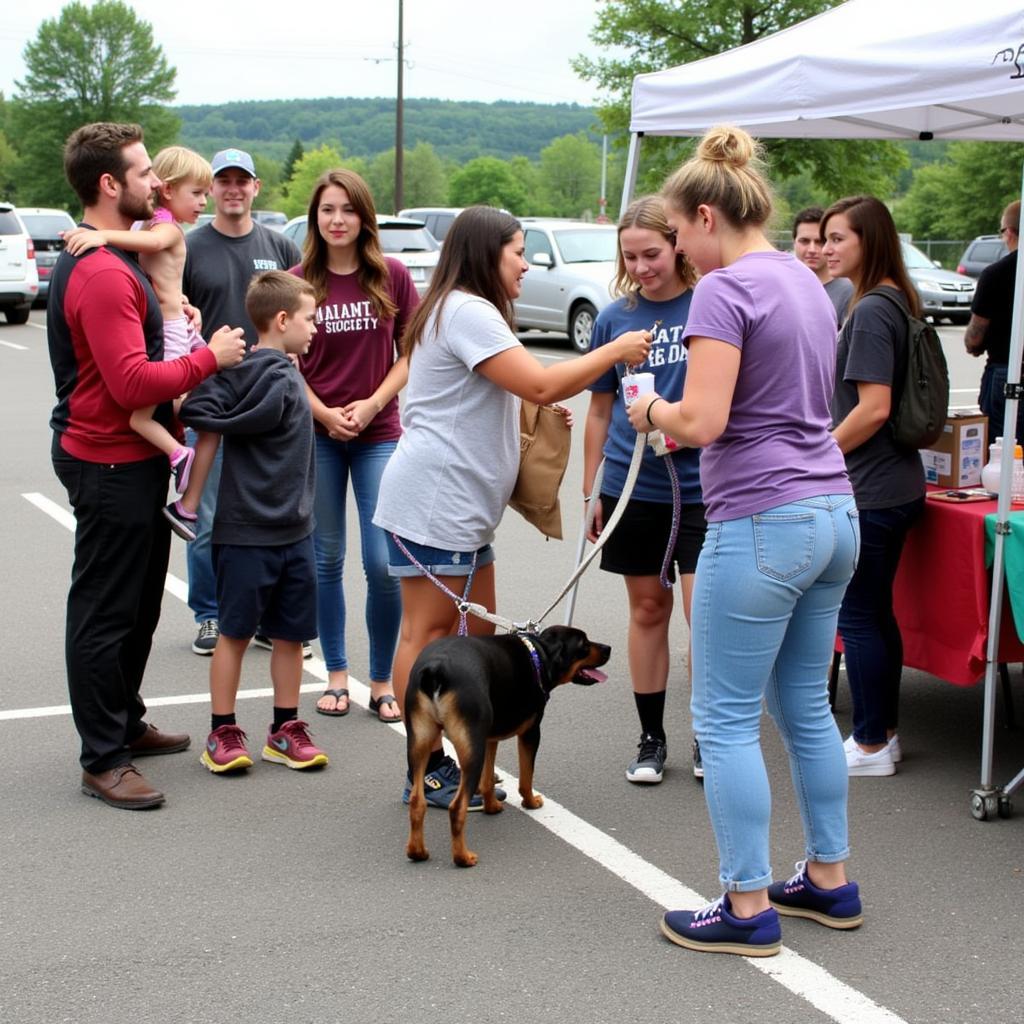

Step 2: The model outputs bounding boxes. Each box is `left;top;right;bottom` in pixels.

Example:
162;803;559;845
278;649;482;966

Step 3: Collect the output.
182;146;302;657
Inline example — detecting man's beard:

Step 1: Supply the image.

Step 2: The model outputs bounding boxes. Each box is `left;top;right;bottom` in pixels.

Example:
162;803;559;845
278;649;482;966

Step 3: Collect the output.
118;189;154;223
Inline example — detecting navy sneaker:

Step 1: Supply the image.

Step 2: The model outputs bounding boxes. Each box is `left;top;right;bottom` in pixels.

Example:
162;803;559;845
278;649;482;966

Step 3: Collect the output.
626;732;667;784
403;755;507;811
768;860;863;929
661;895;782;957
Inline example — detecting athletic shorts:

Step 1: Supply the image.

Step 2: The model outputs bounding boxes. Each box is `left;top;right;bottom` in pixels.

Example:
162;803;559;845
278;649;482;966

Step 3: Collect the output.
597;493;707;581
385;533;495;578
213;536;317;641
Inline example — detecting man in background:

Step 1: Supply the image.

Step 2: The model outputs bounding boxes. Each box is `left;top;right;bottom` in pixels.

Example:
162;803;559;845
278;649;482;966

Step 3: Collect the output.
793;205;854;324
182;147;302;655
965;200;1022;444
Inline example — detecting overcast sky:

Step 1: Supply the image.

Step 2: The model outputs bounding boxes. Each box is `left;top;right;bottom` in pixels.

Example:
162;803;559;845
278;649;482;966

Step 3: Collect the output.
0;0;620;108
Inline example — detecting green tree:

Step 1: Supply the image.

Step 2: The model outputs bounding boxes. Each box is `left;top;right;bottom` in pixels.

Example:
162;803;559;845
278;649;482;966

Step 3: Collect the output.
448;156;528;213
572;0;907;200
281;144;369;218
11;0;179;209
538;133;602;217
366;143;449;212
282;139;304;187
896;142;1024;240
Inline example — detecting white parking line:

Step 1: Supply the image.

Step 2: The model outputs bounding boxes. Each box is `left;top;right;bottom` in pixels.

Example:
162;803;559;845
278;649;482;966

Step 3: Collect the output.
0;339;28;350
16;489;906;1024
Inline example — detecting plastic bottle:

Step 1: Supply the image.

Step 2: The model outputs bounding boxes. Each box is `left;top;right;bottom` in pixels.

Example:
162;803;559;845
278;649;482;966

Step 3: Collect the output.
981;437;1003;494
1014;445;1024;503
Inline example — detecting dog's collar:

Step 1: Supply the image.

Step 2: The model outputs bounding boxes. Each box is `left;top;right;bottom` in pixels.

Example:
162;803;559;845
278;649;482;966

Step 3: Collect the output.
517;634;549;704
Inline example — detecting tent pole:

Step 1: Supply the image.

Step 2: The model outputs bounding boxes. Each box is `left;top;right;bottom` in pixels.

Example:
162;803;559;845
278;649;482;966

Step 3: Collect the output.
979;160;1024;797
620;132;644;216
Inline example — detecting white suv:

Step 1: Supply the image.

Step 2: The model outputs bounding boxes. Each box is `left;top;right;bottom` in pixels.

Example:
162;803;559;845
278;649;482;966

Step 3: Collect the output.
0;203;39;324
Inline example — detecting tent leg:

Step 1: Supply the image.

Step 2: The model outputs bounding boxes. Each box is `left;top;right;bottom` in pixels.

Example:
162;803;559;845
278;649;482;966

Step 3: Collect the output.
619;132;643;217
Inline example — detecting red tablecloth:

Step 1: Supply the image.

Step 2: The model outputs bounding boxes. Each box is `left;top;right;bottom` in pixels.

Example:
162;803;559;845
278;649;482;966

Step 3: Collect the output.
892;493;1024;685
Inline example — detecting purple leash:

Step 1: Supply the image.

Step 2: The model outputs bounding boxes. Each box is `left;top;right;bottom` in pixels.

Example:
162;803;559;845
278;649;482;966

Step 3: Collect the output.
660;454;682;590
390;533;478;635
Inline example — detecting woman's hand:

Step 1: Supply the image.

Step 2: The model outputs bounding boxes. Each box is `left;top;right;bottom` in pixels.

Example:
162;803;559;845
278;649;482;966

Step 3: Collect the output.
626;390;663;433
62;228;107;256
319;405;359;441
342;398;382;433
585;496;604;543
613;329;653;368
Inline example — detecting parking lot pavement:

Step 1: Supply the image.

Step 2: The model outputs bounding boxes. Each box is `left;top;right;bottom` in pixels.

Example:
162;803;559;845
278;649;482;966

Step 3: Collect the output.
2;311;1022;1024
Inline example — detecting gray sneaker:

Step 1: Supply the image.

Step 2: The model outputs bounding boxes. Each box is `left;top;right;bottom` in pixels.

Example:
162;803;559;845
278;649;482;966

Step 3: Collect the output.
191;619;219;655
626;733;667;784
692;737;704;780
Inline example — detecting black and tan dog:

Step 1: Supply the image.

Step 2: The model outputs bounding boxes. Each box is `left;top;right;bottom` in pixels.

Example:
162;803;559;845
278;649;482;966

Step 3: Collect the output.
405;625;611;867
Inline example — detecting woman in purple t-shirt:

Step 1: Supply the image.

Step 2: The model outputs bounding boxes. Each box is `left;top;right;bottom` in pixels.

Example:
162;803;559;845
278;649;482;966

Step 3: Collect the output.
292;169;416;723
626;126;860;957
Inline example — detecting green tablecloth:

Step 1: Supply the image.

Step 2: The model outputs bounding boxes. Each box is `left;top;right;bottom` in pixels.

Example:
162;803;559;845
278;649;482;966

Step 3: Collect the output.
984;511;1024;642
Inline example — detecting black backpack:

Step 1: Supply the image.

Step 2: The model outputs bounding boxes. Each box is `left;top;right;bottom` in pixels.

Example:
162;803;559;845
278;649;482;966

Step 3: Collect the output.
866;288;950;450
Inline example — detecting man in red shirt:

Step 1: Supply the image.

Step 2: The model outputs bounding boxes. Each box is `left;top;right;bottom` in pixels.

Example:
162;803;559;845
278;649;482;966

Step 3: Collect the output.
48;123;245;809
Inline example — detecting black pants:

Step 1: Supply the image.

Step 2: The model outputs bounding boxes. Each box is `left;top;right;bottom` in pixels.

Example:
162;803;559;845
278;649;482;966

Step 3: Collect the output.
52;441;171;773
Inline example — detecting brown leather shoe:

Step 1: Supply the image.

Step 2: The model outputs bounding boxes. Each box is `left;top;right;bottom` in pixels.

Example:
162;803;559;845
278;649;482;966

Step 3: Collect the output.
81;764;165;809
129;723;191;757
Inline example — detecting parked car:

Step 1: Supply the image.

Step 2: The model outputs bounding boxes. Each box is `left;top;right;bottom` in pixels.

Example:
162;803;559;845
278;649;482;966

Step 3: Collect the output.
16;207;75;304
0;203;39;324
281;214;441;296
901;240;975;325
397;207;464;243
514;218;618;353
957;234;1008;278
252;210;288;230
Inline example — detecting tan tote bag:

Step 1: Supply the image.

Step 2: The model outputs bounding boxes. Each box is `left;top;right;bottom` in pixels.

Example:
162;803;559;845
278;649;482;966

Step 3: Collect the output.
508;401;571;540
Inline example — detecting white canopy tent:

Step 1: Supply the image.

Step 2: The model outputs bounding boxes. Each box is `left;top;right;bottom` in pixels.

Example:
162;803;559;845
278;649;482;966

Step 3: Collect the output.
622;0;1024;819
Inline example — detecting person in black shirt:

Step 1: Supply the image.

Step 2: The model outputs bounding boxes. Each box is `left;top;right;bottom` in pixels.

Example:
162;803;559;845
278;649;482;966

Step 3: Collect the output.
965;200;1021;443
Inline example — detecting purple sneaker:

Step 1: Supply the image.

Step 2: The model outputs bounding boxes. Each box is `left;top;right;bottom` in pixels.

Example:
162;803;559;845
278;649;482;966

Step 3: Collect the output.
768;861;863;929
661;895;781;957
170;446;195;494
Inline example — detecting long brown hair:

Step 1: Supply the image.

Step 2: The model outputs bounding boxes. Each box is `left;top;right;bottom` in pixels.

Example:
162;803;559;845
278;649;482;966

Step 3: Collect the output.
401;206;521;357
820;195;921;316
301;168;397;320
613;195;697;308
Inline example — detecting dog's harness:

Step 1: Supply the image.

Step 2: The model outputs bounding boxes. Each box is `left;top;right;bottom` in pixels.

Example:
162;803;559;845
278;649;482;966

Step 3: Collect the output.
517;633;548;705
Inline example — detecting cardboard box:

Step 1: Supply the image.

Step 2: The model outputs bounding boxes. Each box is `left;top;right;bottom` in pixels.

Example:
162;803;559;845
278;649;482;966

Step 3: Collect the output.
920;413;988;488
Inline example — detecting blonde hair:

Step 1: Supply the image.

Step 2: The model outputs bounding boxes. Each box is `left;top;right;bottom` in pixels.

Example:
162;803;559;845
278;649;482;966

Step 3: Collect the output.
613;195;697;308
661;124;773;229
153;146;213;195
245;270;316;333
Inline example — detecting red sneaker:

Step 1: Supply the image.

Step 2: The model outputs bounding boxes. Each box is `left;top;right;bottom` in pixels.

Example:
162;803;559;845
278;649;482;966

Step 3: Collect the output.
201;724;253;773
262;719;328;769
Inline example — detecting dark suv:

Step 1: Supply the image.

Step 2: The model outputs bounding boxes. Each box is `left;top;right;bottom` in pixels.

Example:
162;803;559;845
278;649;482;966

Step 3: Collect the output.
957;235;1008;278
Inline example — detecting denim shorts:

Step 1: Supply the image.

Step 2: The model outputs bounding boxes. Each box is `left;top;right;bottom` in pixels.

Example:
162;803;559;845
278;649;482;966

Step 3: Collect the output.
385;533;495;578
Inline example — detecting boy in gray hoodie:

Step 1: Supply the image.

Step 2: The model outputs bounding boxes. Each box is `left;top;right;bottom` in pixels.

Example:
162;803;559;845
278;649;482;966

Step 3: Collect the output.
181;271;325;773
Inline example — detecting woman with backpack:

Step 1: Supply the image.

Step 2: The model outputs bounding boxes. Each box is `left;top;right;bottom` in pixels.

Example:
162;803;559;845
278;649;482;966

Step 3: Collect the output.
822;195;927;778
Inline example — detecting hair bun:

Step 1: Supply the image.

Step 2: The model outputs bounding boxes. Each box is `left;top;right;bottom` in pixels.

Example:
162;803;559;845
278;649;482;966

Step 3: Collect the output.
696;125;757;168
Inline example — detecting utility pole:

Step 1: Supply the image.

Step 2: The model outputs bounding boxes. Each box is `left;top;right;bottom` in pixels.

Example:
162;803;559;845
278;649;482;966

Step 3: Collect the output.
394;0;405;212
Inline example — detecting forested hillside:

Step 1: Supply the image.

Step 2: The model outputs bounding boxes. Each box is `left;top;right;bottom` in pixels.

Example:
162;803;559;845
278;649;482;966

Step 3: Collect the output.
176;97;600;164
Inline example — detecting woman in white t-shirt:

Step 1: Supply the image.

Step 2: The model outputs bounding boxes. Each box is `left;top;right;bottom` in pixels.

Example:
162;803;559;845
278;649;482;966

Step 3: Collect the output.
373;205;651;810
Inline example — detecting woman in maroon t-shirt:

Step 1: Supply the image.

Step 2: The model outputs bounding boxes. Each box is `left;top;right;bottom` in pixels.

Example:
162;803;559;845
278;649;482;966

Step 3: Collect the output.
291;168;417;722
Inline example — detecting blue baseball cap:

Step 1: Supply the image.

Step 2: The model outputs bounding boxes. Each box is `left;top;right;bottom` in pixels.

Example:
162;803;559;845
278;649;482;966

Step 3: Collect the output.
211;148;256;177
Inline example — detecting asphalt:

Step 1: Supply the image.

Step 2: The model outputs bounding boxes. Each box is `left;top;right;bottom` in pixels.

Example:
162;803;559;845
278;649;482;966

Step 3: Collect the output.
1;312;1021;1024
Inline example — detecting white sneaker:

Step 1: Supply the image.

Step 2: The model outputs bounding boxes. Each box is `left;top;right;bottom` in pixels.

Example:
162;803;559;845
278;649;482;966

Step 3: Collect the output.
845;740;896;777
843;733;902;763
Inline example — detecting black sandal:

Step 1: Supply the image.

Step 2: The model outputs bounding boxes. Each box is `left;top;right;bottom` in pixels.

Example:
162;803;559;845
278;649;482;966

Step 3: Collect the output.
368;693;401;723
315;687;350;717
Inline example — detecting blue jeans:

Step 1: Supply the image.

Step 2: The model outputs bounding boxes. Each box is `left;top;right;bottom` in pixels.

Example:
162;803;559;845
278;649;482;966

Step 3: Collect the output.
691;495;859;892
979;362;1024;446
185;428;221;623
314;434;400;680
837;496;924;746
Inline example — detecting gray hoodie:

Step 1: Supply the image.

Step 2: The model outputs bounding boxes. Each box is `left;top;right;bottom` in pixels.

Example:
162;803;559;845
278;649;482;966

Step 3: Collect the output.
181;348;315;546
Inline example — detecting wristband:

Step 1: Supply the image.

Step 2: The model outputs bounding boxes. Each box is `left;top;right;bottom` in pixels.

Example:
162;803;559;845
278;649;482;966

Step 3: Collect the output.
646;397;664;427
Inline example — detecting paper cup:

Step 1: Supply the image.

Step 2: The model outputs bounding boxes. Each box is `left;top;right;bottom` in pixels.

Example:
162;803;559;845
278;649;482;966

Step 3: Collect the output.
621;372;655;408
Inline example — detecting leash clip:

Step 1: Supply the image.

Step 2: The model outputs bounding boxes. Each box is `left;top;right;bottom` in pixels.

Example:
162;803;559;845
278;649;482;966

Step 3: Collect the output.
513;620;540;636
